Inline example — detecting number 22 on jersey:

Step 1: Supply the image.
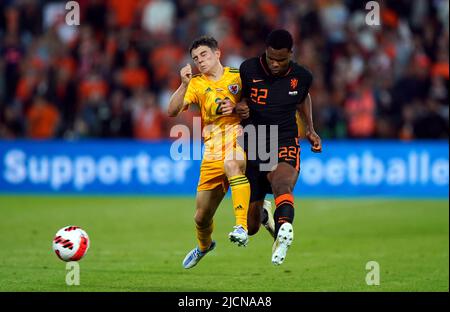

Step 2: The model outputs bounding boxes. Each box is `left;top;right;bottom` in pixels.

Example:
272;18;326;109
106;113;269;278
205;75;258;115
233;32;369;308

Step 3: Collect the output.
250;88;268;105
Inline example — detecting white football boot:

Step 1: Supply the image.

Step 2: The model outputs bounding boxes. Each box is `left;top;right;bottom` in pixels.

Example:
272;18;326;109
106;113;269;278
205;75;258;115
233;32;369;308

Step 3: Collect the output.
228;225;249;247
182;241;216;269
271;223;294;265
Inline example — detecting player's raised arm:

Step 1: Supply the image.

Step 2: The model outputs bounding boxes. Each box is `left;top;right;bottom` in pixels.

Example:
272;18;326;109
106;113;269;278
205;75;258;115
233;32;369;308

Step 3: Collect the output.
297;93;322;153
168;64;192;117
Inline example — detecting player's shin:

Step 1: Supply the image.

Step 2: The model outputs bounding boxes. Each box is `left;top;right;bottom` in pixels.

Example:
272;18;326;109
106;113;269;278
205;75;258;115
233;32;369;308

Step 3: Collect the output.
229;175;250;231
196;220;214;252
274;194;295;237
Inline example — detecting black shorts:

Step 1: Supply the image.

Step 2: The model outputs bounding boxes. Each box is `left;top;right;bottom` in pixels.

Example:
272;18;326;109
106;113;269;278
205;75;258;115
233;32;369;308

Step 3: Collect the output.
245;138;301;202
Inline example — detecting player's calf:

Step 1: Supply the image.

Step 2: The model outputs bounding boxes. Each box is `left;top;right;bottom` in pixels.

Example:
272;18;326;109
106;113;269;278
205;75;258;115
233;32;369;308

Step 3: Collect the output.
247;201;263;236
273;193;295;237
227;168;250;239
262;200;275;239
194;213;214;253
270;165;297;237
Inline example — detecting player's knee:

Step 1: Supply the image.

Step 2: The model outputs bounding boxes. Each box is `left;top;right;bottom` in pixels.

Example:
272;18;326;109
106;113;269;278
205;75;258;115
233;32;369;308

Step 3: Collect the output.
194;212;212;228
224;160;243;177
272;180;293;197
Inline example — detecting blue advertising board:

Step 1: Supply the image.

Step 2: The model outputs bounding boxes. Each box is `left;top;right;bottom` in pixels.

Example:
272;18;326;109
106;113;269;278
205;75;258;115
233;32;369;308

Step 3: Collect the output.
0;140;448;198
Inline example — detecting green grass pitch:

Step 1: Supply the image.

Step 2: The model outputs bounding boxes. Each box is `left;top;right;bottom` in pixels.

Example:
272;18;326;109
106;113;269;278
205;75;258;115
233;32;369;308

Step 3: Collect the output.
0;196;448;292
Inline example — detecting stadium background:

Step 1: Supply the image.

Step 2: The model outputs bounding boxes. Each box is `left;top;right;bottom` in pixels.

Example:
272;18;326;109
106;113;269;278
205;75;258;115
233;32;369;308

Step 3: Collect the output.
0;0;448;292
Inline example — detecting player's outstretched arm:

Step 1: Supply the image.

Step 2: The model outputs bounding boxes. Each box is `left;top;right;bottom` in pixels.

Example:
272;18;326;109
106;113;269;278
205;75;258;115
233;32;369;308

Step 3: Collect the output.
168;64;192;117
297;93;322;153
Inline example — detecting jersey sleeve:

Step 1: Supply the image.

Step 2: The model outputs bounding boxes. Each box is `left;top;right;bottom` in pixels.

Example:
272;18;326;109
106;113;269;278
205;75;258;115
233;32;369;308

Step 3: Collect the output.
239;61;250;99
298;69;313;104
182;80;199;112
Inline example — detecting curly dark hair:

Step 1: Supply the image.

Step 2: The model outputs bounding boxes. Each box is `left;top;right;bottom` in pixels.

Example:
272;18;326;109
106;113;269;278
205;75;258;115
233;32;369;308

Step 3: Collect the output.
189;36;219;54
266;29;293;51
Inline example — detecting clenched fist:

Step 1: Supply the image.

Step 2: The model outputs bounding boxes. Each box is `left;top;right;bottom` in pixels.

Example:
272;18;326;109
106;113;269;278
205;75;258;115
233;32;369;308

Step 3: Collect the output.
220;99;234;115
306;129;322;153
235;100;250;119
180;63;192;86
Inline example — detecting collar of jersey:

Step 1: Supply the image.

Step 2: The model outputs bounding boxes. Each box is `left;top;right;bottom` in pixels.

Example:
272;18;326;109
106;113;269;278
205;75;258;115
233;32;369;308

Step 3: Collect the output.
200;66;230;83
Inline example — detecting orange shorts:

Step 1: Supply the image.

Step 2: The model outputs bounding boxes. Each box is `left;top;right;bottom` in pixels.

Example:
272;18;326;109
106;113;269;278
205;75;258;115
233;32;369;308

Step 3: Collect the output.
197;142;246;192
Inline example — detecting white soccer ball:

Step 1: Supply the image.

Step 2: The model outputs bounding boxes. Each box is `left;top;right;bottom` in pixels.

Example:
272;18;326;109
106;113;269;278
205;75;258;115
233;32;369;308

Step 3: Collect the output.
52;226;90;262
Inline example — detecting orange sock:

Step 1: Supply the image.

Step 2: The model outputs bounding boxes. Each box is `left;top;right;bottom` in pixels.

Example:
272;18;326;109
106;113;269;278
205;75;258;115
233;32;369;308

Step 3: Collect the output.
274;194;295;236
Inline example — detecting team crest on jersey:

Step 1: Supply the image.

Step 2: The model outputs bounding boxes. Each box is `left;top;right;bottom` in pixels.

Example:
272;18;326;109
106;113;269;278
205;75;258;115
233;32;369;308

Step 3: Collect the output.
290;78;298;89
228;84;240;95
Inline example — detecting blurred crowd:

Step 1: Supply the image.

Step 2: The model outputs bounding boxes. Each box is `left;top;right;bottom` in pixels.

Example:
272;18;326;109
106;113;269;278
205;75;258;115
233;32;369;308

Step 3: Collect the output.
0;0;448;140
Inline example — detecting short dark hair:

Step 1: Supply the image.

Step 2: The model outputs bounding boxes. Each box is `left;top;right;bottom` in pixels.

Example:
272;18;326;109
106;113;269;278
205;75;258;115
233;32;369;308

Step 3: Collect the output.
189;36;219;54
265;29;293;51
